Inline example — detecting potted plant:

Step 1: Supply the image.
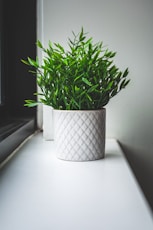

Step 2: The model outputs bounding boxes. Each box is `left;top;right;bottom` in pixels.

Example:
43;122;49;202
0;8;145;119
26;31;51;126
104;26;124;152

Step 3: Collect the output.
22;27;130;161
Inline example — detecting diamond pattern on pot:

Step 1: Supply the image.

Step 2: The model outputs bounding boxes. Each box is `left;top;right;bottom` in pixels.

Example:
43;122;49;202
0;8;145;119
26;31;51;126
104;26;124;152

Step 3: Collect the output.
54;109;106;161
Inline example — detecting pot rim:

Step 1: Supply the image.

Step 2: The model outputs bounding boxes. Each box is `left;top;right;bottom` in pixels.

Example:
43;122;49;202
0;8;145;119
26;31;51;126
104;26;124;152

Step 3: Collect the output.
53;108;106;112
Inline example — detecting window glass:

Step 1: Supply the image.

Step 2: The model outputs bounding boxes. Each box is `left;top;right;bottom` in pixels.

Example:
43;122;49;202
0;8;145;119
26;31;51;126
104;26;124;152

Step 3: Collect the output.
0;0;4;106
0;1;2;104
0;43;1;105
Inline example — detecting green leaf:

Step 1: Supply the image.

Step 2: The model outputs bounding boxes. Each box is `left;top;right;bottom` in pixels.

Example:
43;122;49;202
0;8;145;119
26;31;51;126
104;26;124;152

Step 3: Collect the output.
111;87;118;97
105;50;116;58
86;93;92;102
21;59;29;65
82;77;92;86
120;79;126;90
87;84;99;93
123;79;130;88
109;65;118;75
75;85;80;92
54;43;65;53
70;98;80;109
33;92;44;96
106;81;113;91
79;27;84;41
24;100;38;107
122;68;129;78
120;78;130;90
36;40;43;48
27;57;38;67
74;73;84;82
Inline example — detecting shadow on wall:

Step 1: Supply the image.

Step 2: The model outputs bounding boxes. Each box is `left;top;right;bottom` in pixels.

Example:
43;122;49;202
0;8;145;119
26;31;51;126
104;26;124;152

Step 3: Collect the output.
119;142;153;214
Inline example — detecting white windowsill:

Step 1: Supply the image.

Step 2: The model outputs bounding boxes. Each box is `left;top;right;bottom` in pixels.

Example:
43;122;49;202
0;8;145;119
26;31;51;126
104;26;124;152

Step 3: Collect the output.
0;131;153;230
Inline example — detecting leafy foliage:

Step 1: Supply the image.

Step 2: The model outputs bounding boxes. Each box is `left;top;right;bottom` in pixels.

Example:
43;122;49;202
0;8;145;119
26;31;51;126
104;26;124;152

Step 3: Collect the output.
22;27;130;110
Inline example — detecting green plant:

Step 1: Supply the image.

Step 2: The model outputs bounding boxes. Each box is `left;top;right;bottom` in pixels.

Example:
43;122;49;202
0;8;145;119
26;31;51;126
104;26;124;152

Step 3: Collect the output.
22;27;130;110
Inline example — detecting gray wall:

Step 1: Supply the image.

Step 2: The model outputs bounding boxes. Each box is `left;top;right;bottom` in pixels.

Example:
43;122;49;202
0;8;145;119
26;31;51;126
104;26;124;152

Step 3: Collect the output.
39;0;153;211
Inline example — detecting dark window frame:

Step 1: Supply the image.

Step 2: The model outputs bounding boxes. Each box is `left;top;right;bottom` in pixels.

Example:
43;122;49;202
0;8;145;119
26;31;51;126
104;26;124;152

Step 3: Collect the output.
0;0;37;164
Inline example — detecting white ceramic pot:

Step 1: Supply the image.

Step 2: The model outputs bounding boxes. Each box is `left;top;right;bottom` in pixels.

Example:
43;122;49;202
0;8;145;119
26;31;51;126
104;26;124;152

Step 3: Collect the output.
54;109;106;161
43;104;54;140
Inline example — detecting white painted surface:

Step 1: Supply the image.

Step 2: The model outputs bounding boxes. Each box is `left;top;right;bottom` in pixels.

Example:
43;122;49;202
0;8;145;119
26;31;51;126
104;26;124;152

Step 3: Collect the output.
0;132;153;230
43;104;54;140
36;0;153;207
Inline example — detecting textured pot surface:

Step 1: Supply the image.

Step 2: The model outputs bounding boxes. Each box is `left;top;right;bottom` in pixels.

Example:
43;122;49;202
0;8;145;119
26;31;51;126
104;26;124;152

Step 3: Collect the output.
54;109;106;161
